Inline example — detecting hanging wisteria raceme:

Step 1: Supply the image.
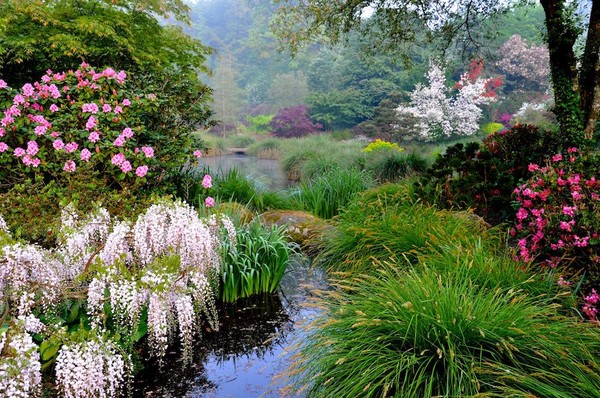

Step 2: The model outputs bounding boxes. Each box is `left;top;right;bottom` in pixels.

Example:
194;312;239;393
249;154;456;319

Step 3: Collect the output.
1;200;238;395
0;322;42;398
55;338;125;398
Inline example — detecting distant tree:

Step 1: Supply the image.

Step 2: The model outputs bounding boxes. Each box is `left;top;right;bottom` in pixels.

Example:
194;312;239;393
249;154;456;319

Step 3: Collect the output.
211;51;244;133
273;0;600;143
496;35;550;92
268;71;309;110
270;105;323;137
355;97;405;142
396;61;500;141
307;89;372;130
246;114;274;133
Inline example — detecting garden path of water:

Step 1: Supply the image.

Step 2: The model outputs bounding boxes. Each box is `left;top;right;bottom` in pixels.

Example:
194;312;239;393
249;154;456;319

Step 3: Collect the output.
136;258;327;398
200;154;291;191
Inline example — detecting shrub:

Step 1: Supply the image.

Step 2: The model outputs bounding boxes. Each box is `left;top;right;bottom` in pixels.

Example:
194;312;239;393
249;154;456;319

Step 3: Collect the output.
246;114;274;133
270;105;322;138
286;262;600;398
292;168;369;219
0;64;203;193
417;124;563;225
247;137;282;159
219;222;291;303
512;149;599;311
362;138;404;153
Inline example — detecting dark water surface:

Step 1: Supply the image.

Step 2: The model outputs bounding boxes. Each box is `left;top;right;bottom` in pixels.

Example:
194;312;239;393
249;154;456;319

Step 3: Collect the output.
136;258;327;398
200;155;290;191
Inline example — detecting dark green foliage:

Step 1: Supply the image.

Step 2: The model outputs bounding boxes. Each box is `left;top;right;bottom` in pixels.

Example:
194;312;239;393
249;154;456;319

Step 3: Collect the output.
219;222;291;303
417;124;563;225
293;168;370;219
0;176;153;248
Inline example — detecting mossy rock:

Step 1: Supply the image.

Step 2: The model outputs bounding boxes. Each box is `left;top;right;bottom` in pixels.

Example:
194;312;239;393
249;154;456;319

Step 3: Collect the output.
214;201;254;225
451;211;491;231
259;210;331;252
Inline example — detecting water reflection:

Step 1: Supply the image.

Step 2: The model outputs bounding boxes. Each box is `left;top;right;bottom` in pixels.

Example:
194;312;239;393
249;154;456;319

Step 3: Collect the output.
135;257;327;398
200;155;290;191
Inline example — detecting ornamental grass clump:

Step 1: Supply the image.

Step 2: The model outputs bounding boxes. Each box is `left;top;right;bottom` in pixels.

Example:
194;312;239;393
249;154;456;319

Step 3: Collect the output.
286;262;600;398
317;183;482;274
293;168;369;219
219;222;291;303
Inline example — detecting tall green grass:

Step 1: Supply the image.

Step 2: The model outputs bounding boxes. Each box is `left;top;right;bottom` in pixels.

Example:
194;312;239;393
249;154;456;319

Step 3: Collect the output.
292;168;370;219
316;183;486;273
279;135;365;181
286;261;600;397
365;151;429;183
219;222;292;303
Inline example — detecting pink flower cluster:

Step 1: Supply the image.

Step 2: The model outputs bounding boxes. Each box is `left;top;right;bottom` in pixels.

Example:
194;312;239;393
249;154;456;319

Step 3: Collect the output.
0;63;162;181
512;150;599;271
583;289;599;320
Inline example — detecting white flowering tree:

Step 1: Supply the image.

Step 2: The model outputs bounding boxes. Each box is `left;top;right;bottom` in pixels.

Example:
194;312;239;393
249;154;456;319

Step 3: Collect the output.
397;61;500;141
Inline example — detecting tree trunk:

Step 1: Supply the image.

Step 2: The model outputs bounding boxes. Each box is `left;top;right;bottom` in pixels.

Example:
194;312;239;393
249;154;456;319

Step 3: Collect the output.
540;0;585;146
580;0;600;139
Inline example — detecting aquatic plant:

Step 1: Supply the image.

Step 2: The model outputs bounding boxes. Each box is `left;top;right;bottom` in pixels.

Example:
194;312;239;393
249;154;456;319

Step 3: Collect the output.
219;222;291;303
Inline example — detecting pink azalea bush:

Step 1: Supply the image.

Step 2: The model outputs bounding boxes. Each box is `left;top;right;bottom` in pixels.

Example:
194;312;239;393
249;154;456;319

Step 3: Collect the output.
512;149;599;319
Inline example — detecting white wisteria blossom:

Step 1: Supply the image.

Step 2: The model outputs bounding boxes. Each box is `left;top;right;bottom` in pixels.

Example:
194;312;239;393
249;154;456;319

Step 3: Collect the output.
397;62;499;141
55;339;125;398
0;324;42;398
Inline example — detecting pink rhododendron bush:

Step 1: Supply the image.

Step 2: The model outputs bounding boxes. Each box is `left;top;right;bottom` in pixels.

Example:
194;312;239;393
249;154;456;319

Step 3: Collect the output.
512;149;600;319
0;63;164;187
0;200;236;397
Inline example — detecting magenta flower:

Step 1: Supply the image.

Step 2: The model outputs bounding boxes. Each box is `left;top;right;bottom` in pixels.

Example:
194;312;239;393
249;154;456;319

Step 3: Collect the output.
202;174;212;189
141;146;154;158
85;116;97;130
65;142;79;153
122;127;133;138
88;131;100;143
50;104;59;113
135;165;148;178
552;153;563;162
63;160;76;173
193;150;202;158
82;103;99;114
14;147;25;157
120;160;132;173
122;99;131;106
102;104;112;113
111;153;126;166
205;196;215;207
0;142;8;152
53;140;64;150
22;83;35;97
113;135;126;147
80;149;92;162
0;79;7;89
26;141;39;156
114;106;123;114
34;125;47;136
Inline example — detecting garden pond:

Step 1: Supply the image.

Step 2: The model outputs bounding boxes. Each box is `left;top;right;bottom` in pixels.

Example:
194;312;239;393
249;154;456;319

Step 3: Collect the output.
201;154;290;191
135;257;327;397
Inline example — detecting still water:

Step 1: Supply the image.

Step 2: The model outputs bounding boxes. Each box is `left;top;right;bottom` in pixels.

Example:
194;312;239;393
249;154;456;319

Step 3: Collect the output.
135;258;327;398
200;154;290;191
